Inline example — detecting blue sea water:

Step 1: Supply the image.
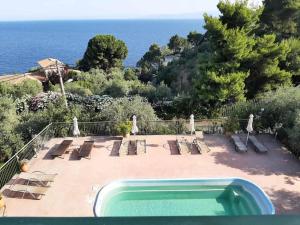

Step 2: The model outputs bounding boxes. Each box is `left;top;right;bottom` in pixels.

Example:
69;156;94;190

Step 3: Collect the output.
0;20;204;75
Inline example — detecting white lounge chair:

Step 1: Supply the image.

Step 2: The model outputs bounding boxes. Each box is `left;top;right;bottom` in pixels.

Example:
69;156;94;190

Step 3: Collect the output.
136;140;146;155
231;135;247;153
119;139;129;156
10;184;48;200
194;131;210;153
176;138;191;155
249;136;268;153
17;171;57;187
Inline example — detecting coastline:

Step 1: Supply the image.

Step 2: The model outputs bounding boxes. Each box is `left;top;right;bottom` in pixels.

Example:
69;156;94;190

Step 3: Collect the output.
0;19;203;75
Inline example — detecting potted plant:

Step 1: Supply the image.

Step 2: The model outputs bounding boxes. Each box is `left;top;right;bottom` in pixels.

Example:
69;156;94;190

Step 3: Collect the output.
116;121;132;138
19;159;29;172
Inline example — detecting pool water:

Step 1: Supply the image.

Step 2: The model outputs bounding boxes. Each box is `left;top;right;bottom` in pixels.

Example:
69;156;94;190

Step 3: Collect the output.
94;179;275;217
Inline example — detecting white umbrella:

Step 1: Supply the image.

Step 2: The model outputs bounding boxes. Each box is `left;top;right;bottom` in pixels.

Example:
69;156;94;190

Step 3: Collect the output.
73;117;80;137
131;115;139;135
190;114;195;135
246;114;254;146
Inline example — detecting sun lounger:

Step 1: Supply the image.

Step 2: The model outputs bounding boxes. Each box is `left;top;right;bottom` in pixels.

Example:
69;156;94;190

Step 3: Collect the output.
136;140;146;155
176;138;191;155
231;135;247;153
193;131;210;153
51;140;73;158
195;131;204;140
78;141;95;159
17;171;57;187
10;184;48;200
248;136;268;153
193;138;210;154
119;139;129;156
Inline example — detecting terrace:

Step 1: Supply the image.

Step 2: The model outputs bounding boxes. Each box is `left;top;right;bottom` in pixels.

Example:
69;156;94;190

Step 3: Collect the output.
0;121;300;217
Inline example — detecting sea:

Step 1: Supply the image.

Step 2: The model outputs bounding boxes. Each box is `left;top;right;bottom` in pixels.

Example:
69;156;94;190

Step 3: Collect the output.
0;19;204;75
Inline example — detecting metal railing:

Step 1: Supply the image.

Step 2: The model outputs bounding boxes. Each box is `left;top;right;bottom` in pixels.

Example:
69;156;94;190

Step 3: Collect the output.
0;119;227;190
0;123;53;189
51;121;119;137
50;119;226;137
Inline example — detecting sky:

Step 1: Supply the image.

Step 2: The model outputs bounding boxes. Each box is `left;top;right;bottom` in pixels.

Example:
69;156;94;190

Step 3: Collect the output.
0;0;262;21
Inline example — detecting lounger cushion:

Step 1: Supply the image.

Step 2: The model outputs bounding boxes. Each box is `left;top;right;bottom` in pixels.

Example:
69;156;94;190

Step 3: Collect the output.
11;184;48;195
249;136;268;153
19;172;57;182
51;140;73;157
231;135;247;152
78;141;94;158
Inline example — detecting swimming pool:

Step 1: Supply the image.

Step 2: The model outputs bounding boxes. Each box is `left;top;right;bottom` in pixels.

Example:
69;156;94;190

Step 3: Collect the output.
94;178;275;217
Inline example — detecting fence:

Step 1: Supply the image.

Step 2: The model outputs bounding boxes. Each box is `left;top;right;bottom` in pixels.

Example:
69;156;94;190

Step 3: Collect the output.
49;120;226;137
0;124;53;189
0;119;227;189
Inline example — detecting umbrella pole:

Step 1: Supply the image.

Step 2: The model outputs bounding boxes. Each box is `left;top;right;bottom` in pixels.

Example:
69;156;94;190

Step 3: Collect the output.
246;132;250;146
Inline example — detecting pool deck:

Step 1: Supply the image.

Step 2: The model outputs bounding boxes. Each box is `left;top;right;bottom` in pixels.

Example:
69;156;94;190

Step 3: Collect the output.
1;134;300;216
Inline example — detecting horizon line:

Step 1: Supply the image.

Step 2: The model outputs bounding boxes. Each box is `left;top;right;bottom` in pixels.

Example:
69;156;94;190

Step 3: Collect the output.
0;17;205;23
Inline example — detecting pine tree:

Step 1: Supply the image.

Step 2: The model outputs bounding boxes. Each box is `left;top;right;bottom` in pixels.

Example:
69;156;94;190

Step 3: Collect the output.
260;0;300;39
245;34;292;98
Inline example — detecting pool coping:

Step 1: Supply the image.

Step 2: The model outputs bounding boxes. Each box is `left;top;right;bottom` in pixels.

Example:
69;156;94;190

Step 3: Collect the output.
94;178;275;217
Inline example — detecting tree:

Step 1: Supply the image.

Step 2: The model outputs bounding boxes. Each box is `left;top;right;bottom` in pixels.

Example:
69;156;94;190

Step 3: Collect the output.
78;35;128;72
187;31;203;47
0;97;24;162
283;38;300;85
218;0;262;32
245;34;292;98
137;44;164;82
191;14;255;106
124;68;138;81
259;0;300;39
168;35;189;53
155;82;172;102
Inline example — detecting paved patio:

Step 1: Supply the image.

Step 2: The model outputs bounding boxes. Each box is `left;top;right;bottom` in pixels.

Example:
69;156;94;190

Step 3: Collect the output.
1;134;300;216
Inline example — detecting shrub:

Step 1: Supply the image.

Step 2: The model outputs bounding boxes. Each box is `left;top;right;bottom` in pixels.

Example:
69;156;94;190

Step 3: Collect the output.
104;79;129;97
0;79;42;99
223;87;300;157
18;100;84;140
100;96;158;123
0;97;24;162
14;79;43;98
0;82;14;96
124;68;138;81
223;116;240;133
72;69;108;94
129;81;156;102
28;92;62;111
65;83;93;96
286;111;300;157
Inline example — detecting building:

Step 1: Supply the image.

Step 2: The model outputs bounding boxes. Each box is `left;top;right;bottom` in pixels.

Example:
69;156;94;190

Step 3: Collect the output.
37;58;67;79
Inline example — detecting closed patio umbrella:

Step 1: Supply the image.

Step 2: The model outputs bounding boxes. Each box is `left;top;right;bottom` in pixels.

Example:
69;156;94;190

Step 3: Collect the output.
190;114;195;135
131;115;138;135
73;117;80;137
246;114;254;146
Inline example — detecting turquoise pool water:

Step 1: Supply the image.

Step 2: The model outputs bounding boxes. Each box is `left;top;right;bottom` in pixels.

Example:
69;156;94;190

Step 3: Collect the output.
94;179;275;217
